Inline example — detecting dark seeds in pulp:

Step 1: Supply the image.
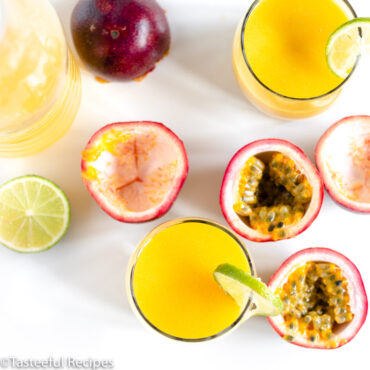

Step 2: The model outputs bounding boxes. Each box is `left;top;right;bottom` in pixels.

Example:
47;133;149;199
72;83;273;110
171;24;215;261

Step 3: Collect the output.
234;153;312;240
277;262;353;346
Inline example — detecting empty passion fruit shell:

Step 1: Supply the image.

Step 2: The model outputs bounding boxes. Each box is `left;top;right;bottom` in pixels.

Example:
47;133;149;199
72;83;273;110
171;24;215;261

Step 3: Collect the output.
81;121;188;222
220;139;324;242
268;248;368;349
316;115;370;213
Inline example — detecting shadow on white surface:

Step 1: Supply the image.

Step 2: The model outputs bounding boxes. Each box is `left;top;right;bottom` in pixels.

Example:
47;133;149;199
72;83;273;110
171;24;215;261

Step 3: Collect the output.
234;314;276;343
30;127;95;236
170;23;249;106
52;0;77;57
179;166;225;219
35;236;131;311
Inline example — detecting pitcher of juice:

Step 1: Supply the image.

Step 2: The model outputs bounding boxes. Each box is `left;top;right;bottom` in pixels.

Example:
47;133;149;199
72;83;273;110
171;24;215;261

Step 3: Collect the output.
0;0;81;157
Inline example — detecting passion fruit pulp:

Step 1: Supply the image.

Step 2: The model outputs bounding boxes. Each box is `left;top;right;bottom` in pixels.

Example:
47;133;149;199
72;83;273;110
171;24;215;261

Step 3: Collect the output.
220;139;323;242
81;121;188;222
268;248;368;349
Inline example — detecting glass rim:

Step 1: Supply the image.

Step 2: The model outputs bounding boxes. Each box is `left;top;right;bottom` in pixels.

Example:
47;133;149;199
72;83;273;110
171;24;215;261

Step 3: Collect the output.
240;0;359;101
128;217;256;342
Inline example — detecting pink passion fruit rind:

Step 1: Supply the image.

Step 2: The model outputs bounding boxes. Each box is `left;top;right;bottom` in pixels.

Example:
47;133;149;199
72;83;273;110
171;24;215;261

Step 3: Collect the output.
268;247;368;349
220;139;324;242
316;115;370;213
81;121;188;222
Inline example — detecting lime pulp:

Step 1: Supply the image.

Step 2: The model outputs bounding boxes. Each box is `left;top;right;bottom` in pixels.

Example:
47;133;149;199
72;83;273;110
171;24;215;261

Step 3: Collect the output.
326;17;370;78
0;175;70;253
214;263;283;317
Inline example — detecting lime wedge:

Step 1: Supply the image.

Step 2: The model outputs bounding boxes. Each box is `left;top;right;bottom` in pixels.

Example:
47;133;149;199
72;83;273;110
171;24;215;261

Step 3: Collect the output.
214;263;283;317
0;175;70;253
326;17;370;78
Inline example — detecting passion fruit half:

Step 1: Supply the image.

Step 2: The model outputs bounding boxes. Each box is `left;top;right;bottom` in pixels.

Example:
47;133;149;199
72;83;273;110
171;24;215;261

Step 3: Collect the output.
220;139;324;242
316;115;370;213
268;248;368;349
81;121;188;222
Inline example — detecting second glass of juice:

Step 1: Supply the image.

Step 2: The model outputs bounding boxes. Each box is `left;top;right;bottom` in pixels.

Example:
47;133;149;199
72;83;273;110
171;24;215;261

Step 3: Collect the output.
232;0;357;119
127;218;256;341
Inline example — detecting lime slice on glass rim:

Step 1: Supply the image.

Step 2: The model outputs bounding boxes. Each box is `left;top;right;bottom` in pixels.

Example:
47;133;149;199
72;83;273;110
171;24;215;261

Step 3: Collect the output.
214;263;283;318
0;175;70;253
326;17;370;78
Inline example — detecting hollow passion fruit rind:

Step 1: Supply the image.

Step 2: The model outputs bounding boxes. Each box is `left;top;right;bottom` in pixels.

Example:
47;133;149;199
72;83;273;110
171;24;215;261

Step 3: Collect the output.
220;139;324;242
316;115;370;213
268;248;368;349
81;121;188;222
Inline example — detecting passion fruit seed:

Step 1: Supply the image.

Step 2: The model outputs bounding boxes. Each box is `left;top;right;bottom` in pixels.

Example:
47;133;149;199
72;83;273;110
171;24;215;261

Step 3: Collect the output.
269;153;312;203
234;153;312;240
249;205;304;241
284;335;294;341
233;157;265;216
276;262;353;347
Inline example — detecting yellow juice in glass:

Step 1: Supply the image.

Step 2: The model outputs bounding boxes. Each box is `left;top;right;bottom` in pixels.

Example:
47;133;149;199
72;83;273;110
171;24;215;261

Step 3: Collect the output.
128;218;255;341
0;0;81;157
232;0;356;119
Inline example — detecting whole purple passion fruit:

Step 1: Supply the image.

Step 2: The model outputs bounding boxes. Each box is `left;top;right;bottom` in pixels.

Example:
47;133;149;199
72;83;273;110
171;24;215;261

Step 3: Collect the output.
71;0;170;81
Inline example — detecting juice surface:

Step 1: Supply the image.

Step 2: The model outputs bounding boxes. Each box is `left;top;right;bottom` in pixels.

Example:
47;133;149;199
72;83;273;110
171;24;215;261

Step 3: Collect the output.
132;221;250;339
0;0;66;133
243;0;350;98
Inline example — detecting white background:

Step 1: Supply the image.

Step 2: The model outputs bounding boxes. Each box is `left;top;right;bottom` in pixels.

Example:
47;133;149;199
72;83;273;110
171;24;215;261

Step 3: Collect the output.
0;0;369;369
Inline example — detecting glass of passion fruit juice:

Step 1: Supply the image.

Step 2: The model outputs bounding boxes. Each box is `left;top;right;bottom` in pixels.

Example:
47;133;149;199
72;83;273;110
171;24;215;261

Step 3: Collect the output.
232;0;357;119
127;218;257;341
0;0;81;157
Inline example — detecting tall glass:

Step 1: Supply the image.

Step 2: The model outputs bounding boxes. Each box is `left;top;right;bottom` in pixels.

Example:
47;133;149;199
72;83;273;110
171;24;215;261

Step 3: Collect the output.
0;0;81;157
232;0;357;119
127;218;257;342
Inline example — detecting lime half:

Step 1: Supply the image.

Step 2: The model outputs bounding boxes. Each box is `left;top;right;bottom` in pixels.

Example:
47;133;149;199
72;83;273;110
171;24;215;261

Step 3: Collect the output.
0;175;70;253
326;17;370;78
214;264;283;317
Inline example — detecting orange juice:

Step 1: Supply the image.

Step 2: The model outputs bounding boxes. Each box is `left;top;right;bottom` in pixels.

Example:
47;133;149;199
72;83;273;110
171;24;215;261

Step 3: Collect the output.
0;0;81;157
128;218;254;341
233;0;356;119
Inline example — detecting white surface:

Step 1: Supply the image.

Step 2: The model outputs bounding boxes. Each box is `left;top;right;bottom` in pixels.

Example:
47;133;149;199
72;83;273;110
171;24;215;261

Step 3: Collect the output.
0;0;369;369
